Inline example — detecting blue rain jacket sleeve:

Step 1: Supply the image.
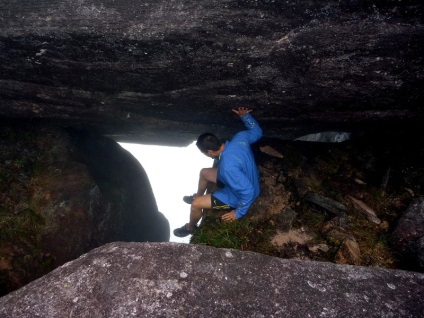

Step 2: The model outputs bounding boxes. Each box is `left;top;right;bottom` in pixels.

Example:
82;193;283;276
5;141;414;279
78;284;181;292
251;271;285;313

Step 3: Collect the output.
214;113;262;218
235;113;262;144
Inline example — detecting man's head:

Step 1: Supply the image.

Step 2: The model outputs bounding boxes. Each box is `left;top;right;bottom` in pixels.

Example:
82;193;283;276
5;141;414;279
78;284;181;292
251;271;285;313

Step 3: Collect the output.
196;133;224;158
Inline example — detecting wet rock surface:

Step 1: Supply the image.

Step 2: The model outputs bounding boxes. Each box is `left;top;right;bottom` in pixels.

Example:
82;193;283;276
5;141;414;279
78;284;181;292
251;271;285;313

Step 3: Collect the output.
391;197;424;271
0;123;169;296
0;242;423;318
0;0;423;144
335;238;362;266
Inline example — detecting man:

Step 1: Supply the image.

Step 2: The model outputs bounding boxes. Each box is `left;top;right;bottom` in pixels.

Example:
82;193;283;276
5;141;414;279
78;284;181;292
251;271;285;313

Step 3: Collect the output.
173;106;262;237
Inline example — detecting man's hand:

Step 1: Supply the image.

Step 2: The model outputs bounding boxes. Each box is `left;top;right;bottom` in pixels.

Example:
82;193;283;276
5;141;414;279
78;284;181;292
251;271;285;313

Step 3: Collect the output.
221;210;237;222
232;107;252;117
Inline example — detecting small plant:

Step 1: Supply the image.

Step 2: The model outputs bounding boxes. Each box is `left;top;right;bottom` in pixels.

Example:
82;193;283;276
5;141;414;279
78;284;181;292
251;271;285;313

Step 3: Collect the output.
0;208;45;247
13;159;26;170
297;208;326;230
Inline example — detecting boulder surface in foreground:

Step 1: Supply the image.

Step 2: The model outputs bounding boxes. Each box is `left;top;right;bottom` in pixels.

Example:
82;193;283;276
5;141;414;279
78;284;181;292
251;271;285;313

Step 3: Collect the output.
0;242;423;317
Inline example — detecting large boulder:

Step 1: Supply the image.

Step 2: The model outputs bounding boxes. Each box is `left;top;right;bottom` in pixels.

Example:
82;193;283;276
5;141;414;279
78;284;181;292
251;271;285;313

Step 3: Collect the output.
69;129;170;243
0;242;423;317
0;124;169;295
391;196;424;271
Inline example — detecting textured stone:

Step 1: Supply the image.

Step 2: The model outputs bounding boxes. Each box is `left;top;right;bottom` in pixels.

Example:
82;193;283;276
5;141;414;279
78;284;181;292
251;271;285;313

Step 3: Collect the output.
0;242;423;318
347;195;381;224
69;129;170;243
0;124;169;295
412;237;424;269
305;192;348;215
335;238;362;266
0;0;423;145
391;196;424;271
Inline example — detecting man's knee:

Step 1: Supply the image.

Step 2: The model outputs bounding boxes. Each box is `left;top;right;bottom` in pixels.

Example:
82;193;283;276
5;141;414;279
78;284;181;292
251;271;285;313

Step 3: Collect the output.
200;167;212;178
192;195;212;209
200;167;217;182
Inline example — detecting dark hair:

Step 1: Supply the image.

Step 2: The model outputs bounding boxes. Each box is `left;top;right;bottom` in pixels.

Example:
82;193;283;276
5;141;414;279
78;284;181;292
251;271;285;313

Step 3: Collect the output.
196;133;222;152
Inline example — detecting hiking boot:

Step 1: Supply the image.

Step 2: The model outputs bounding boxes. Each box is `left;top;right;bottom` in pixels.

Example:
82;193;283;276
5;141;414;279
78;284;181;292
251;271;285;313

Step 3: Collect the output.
183;194;196;204
173;224;198;237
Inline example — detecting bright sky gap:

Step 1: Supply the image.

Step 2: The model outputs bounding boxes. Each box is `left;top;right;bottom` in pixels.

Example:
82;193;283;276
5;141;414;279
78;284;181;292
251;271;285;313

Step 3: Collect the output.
119;141;213;243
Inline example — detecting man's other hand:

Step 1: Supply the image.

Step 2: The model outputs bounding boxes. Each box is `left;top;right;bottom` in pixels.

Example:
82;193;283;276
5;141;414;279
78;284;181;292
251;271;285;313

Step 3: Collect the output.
232;107;252;117
221;210;237;222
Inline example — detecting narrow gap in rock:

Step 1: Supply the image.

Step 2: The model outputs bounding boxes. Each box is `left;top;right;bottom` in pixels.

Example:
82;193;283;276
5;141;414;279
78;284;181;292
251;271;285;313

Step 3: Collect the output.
119;141;213;243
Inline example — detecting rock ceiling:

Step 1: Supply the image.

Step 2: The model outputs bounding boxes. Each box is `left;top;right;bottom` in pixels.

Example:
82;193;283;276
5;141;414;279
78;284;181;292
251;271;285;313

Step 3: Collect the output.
0;0;423;145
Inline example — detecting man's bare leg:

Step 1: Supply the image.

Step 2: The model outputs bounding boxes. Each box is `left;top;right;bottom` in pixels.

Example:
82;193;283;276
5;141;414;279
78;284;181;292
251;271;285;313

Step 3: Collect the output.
195;167;217;197
188;194;212;229
187;168;216;229
175;168;217;235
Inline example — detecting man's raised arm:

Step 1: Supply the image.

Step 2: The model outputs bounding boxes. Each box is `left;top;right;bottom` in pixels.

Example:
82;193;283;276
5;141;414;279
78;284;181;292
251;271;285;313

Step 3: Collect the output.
232;107;262;143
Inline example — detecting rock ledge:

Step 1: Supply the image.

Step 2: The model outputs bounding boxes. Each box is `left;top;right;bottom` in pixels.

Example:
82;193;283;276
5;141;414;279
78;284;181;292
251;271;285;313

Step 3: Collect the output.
0;242;423;317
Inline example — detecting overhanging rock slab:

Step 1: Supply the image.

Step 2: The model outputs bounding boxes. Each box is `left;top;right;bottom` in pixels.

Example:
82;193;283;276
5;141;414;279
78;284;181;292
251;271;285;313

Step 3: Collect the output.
1;1;423;145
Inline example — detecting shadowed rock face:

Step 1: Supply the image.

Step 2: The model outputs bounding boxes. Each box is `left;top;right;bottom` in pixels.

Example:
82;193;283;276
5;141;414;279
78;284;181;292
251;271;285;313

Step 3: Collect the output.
0;124;169;296
0;0;423;145
391;197;424;271
0;242;423;317
69;129;170;243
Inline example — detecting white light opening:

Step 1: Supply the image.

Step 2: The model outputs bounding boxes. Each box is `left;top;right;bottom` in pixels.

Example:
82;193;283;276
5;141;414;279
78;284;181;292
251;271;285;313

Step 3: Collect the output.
119;141;213;243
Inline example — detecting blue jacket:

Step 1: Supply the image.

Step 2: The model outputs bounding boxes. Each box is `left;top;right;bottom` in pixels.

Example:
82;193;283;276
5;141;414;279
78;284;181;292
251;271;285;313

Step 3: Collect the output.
213;114;262;218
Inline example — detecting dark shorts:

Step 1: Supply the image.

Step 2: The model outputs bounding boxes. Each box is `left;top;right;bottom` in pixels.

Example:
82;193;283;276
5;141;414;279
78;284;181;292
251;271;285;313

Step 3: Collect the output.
211;195;234;211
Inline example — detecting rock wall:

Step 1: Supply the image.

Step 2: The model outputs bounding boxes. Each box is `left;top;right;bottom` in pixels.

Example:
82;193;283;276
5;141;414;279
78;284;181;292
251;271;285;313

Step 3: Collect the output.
391;197;424;271
69;129;170;243
0;242;423;317
0;124;169;296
